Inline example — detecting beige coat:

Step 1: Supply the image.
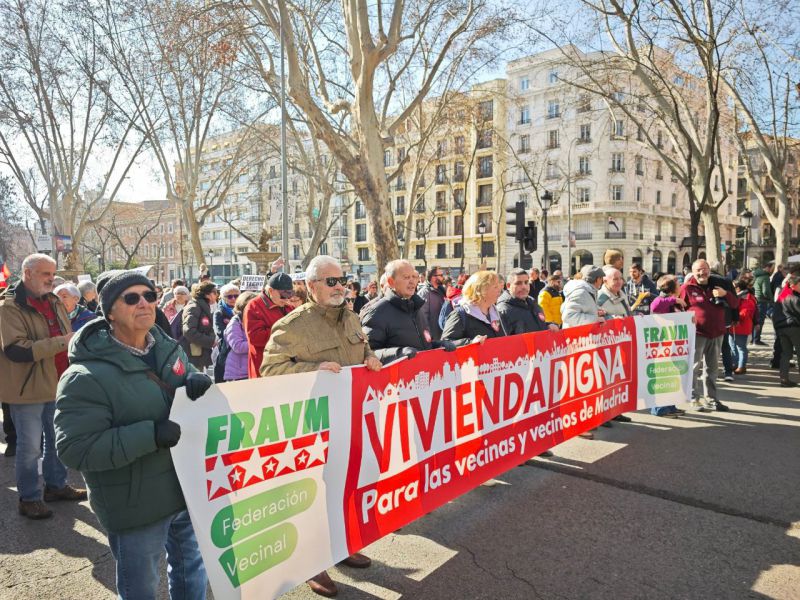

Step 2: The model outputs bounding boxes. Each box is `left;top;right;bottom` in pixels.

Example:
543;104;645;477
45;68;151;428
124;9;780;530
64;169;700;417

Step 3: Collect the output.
261;301;375;377
0;283;72;404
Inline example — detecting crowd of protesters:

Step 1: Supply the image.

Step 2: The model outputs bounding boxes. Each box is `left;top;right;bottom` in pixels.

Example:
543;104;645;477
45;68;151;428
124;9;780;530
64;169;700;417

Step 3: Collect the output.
1;248;798;599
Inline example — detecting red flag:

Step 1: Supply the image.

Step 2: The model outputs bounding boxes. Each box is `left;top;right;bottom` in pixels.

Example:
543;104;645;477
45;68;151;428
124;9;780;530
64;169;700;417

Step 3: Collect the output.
0;262;9;288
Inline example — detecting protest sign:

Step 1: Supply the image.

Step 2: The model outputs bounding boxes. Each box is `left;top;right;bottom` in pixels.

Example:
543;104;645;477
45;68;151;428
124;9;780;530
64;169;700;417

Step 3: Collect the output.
240;275;267;291
170;313;694;599
77;274;92;283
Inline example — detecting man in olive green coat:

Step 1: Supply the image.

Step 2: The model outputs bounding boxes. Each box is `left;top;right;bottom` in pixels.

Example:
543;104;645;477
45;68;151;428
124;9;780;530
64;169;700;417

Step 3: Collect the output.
261;255;381;598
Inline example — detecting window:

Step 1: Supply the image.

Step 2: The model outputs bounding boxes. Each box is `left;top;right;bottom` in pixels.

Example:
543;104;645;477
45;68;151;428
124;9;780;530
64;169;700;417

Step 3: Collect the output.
415;245;425;259
548;69;558;84
453;242;463;258
671;193;677;207
269;165;277;178
635;155;643;175
383;150;392;167
546;161;558;179
435;165;448;184
455;136;465;154
637;126;644;142
579;124;591;143
436;243;447;258
611;185;624;202
168;243;174;258
520;77;529;91
396;195;405;215
292;245;300;260
656;162;663;179
656;130;663;149
415;219;425;239
355;201;366;219
656;190;662;205
547;129;560;149
636;186;642;202
454;161;465;181
477;129;493;149
611;153;624;172
613;119;625;138
436;191;447;211
415;195;425;213
478;100;494;121
612;90;625;103
320;243;328;255
579;156;591;175
437;139;448;157
395;173;406;190
356;223;367;242
477;184;493;206
167;222;174;234
519;134;530;153
397;148;406;162
576;93;591;113
476;216;492;233
358;248;370;261
453;188;464;209
547;100;560;119
292;179;298;193
478;156;493;178
577;187;590;203
481;241;495;257
454;215;463;235
395;221;405;241
519;105;530;125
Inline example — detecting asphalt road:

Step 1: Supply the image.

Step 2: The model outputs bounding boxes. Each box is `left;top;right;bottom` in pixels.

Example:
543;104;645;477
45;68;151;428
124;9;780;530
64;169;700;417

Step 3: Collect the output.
1;328;798;600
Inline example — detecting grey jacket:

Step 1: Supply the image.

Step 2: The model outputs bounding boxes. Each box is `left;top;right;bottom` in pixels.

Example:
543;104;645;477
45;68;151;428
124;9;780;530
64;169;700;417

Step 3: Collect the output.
597;286;632;319
561;280;601;328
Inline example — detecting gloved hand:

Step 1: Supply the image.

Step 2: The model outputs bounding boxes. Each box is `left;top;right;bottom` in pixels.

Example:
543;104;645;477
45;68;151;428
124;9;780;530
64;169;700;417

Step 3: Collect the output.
154;419;181;449
399;347;418;360
432;339;457;352
185;372;213;401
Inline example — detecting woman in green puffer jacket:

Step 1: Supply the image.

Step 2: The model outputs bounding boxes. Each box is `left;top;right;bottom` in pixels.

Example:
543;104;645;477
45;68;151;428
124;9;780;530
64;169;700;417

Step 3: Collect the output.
54;271;213;600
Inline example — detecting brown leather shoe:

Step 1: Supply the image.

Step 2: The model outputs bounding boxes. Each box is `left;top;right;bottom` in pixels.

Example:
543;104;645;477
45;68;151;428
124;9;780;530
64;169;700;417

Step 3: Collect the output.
19;500;53;520
339;552;371;568
307;571;337;597
578;431;594;440
734;367;746;375
44;484;87;502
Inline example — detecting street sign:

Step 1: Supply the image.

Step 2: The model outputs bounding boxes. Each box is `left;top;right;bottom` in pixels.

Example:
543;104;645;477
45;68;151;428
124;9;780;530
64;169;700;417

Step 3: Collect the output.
36;234;52;252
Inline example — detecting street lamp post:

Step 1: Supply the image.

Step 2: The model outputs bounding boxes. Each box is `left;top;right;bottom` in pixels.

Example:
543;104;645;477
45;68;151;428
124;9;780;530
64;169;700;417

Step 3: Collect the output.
478;221;486;269
540;190;553;272
740;209;753;269
207;251;214;278
96;253;104;272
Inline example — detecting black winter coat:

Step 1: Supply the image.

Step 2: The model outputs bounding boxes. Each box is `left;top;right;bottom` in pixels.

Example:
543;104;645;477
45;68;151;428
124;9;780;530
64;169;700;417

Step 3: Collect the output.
419;282;446;341
441;303;507;346
773;291;800;330
361;290;433;363
496;290;549;335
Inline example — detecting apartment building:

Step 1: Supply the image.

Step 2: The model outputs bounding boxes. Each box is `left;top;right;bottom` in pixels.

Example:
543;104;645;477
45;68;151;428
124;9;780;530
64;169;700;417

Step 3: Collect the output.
505;48;740;275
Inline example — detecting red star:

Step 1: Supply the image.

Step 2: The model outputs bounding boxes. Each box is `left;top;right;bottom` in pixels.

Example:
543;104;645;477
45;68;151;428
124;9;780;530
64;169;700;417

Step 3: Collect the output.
262;456;278;478
295;449;310;470
228;465;246;490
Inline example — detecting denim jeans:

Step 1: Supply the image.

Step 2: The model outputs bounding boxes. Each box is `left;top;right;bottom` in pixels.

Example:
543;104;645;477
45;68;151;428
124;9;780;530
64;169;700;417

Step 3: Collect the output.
9;402;67;502
108;509;207;600
729;334;749;369
721;331;734;376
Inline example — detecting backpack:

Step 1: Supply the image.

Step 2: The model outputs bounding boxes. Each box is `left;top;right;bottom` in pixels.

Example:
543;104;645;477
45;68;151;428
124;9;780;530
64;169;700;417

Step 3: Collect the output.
439;298;455;330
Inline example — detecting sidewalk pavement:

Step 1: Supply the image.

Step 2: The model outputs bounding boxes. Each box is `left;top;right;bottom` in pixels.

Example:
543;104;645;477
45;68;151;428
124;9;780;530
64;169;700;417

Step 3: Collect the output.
1;327;798;599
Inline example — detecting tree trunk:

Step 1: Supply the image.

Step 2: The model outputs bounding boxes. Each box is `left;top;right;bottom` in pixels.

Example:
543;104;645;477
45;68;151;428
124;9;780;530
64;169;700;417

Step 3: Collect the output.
775;190;790;266
184;202;203;270
700;206;721;268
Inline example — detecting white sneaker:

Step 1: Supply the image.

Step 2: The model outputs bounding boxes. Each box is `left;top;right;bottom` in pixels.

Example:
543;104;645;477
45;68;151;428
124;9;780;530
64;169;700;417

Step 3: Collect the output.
724;374;734;382
690;400;709;412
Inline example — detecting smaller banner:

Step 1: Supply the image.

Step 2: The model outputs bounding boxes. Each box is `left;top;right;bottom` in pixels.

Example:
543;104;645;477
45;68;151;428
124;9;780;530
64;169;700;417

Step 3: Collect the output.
240;275;266;291
170;313;694;600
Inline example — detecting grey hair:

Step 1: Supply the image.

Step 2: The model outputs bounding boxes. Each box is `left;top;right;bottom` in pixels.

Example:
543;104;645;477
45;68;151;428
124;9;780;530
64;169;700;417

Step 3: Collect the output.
54;283;80;298
379;273;388;288
77;281;96;295
21;253;56;272
305;255;341;281
506;268;528;283
385;259;413;279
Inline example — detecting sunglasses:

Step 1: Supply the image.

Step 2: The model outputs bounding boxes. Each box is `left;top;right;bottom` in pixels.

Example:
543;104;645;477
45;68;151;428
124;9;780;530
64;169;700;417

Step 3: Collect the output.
122;291;158;305
345;297;355;303
277;290;296;299
322;276;348;287
225;294;239;300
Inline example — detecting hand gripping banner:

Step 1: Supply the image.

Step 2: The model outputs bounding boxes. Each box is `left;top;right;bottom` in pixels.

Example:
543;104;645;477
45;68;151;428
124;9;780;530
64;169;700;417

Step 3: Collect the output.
170;313;694;599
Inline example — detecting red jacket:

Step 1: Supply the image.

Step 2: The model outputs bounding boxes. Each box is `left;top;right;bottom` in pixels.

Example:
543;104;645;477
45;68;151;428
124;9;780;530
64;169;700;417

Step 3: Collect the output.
679;277;738;338
243;293;291;378
731;292;757;336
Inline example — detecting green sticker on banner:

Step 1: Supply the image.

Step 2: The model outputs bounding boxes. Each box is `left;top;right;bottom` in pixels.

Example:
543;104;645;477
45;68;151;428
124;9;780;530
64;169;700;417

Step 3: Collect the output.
211;479;316;548
646;360;689;378
218;522;298;588
648;376;681;394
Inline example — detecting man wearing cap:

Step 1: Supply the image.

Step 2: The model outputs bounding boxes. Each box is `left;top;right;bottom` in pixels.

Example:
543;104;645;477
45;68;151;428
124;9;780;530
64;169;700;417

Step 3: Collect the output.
244;272;295;379
561;265;606;328
0;253;86;519
261;255;380;597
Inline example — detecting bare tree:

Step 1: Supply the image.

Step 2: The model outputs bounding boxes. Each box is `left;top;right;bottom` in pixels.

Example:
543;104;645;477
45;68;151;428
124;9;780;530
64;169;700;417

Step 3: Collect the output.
101;210;164;269
244;0;513;272
0;0;146;269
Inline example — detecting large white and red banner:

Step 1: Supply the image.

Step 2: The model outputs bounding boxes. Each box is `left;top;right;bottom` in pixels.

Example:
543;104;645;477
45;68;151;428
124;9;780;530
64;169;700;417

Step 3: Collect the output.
170;313;694;599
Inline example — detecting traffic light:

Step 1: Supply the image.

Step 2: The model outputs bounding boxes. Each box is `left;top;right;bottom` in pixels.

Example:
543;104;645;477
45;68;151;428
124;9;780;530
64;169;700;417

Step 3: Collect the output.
506;201;525;241
523;221;538;253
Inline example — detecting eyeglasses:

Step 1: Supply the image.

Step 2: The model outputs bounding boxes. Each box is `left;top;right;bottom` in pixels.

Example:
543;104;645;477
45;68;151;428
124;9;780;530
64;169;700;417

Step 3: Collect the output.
225;294;239;300
122;291;158;305
277;290;296;299
322;276;348;287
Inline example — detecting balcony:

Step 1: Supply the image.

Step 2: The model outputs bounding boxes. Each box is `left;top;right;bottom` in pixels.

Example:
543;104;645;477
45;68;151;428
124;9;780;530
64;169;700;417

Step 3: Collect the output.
577;137;592;145
605;232;627;239
575;232;592;240
633;233;644;240
546;111;561;119
547;142;561;150
609;167;625;173
655;234;662;241
395;181;406;191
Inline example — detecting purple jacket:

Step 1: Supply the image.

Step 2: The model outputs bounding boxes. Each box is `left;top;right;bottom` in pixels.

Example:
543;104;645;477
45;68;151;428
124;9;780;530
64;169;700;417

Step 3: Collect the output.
650;295;678;314
223;315;249;381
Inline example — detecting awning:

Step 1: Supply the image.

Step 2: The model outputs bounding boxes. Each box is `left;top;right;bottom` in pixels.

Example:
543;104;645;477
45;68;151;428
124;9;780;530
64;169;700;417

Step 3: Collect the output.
679;236;705;249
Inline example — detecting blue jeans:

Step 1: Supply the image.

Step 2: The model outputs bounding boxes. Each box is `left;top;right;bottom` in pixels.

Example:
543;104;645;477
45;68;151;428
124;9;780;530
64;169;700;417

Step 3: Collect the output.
9;402;67;501
651;405;678;416
108;509;207;600
730;334;749;369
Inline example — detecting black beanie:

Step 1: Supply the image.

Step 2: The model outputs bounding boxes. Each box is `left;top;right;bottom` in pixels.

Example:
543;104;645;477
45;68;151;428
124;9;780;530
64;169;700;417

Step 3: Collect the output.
99;271;155;319
96;270;124;294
